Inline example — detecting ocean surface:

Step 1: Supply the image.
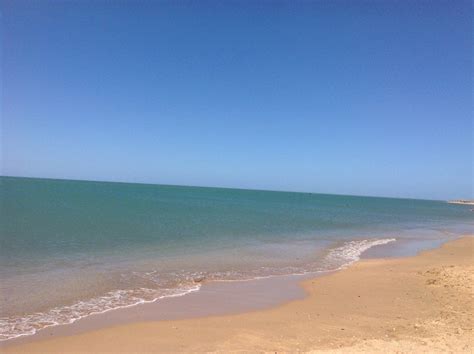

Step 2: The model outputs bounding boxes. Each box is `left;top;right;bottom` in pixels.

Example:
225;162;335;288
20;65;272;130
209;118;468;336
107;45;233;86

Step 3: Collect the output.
1;176;472;341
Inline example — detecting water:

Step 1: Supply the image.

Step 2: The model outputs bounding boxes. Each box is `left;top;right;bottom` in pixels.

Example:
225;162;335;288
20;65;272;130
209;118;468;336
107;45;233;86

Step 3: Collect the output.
0;176;472;340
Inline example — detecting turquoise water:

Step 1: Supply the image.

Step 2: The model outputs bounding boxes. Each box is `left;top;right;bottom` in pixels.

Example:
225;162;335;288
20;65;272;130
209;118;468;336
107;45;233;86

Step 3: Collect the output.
0;176;472;340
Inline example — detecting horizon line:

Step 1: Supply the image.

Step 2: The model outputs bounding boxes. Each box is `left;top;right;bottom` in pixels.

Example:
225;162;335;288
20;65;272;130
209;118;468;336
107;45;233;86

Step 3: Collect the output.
0;174;445;202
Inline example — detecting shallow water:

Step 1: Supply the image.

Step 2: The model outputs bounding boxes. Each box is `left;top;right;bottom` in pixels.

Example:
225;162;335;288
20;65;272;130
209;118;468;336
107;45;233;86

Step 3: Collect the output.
1;176;472;340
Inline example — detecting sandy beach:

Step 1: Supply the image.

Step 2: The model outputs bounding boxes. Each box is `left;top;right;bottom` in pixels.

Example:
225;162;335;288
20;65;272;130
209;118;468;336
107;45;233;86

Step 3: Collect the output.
3;0;472;351
2;235;472;353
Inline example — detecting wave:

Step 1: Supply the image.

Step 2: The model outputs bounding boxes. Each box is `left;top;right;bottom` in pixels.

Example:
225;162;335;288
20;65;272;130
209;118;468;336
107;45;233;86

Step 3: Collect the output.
0;285;200;341
325;238;396;268
0;237;395;342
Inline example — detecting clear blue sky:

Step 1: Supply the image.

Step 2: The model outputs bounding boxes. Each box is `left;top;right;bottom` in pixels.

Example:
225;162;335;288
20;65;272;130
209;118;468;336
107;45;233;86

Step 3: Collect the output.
1;0;472;200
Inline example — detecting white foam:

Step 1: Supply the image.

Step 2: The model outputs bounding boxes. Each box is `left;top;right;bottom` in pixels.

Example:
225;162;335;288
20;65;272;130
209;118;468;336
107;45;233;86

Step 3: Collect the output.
326;238;396;268
0;284;200;341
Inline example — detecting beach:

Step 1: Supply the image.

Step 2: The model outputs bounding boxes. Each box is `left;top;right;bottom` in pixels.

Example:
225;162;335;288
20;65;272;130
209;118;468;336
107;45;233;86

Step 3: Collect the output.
3;0;472;352
4;177;474;343
3;235;472;353
3;0;471;351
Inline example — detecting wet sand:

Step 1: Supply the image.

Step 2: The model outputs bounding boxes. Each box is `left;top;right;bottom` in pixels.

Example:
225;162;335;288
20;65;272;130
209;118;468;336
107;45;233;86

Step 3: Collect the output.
2;236;473;353
2;273;314;344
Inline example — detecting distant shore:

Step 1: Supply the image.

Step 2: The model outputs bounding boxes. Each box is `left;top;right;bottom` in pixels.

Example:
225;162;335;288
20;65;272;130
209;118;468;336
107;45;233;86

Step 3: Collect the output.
3;235;472;353
447;200;474;205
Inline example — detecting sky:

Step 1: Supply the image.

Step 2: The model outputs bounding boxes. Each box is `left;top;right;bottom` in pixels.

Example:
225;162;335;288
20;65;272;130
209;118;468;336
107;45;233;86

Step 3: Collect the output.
1;0;472;200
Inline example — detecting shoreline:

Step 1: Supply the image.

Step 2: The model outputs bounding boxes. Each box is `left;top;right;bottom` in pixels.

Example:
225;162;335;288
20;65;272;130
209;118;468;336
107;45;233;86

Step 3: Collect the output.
447;200;474;205
2;235;472;352
0;237;402;344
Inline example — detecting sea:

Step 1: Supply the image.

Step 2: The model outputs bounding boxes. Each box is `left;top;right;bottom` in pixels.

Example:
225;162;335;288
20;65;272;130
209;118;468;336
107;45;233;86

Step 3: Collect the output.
0;176;472;341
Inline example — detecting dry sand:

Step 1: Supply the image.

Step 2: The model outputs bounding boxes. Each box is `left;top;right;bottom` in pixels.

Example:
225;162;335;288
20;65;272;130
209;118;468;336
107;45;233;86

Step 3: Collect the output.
2;236;473;353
